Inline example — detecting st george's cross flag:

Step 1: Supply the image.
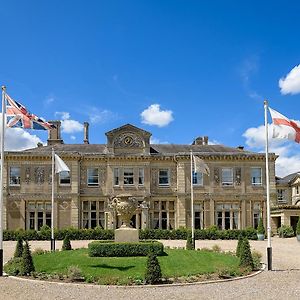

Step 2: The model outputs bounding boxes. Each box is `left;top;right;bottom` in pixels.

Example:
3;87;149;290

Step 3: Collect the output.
5;93;54;130
193;155;210;176
269;107;300;143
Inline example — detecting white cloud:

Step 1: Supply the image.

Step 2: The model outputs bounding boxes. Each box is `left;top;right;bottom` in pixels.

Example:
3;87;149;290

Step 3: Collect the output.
150;137;169;144
87;108;117;124
55;111;83;134
141;104;173;127
279;64;300;95
44;97;55;105
5;128;43;151
243;124;300;177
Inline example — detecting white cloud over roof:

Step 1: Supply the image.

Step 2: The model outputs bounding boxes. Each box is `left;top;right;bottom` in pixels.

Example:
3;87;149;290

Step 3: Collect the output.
141;104;173;127
55;111;83;134
279;64;300;95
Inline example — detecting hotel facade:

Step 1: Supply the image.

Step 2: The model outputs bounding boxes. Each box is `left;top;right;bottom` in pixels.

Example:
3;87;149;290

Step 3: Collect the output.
4;121;296;233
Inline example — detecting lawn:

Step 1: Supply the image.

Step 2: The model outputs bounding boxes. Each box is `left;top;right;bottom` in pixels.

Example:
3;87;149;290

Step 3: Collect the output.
32;248;241;285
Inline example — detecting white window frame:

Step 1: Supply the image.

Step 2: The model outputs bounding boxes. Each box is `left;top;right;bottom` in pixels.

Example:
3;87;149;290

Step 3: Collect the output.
124;168;134;185
87;168;99;186
138;168;144;185
113;168;119;186
82;200;105;229
26;202;52;230
221;168;233;186
9;166;21;186
159;169;170;186
251;167;262;186
193;171;203;186
59;171;71;185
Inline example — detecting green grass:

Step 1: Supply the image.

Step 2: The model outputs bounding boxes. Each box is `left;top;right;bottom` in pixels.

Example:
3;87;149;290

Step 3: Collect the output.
33;249;240;285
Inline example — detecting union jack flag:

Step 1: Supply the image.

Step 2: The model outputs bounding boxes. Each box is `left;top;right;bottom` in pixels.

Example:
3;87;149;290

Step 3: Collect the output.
5;94;54;130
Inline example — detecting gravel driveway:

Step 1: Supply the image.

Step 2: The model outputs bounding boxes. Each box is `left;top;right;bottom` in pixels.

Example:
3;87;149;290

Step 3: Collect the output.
0;237;299;300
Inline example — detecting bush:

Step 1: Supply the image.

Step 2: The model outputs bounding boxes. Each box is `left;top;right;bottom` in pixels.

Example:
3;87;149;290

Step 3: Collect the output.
88;241;164;257
67;265;83;281
296;218;300;235
14;237;23;258
211;244;221;253
278;225;295;238
21;241;35;275
236;234;243;257
144;252;162;284
186;232;194;250
239;238;254;269
257;218;265;235
62;235;72;251
4;258;24;276
252;250;262;271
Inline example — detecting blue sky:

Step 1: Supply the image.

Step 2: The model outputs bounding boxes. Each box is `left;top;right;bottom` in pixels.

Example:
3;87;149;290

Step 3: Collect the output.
1;0;300;176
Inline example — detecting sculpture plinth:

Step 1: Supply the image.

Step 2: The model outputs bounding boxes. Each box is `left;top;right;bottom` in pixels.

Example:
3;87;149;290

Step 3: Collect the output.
109;195;139;243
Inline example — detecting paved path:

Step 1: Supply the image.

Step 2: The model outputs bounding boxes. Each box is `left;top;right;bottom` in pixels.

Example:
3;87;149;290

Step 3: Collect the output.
0;237;300;300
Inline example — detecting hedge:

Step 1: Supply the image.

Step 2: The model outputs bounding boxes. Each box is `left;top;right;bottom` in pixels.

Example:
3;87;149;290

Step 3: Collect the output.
3;227;258;241
88;241;164;257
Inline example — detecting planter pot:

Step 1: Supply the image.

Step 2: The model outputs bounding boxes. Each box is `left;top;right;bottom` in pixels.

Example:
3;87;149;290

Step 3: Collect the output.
297;234;300;242
257;233;265;241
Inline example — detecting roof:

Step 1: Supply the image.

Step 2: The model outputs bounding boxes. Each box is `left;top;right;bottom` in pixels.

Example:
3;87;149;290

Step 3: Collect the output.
276;172;300;185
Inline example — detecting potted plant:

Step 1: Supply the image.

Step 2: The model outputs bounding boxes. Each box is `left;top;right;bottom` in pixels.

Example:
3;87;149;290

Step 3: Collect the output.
257;218;265;241
296;217;300;241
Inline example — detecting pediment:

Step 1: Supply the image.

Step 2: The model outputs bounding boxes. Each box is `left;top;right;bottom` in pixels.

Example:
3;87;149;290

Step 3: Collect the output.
290;174;300;186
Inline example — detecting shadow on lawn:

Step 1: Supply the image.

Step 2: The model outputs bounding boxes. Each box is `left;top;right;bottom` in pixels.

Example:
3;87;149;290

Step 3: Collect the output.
91;264;135;271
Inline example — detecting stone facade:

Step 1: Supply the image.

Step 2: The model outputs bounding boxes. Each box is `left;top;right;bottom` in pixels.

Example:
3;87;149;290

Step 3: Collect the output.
4;123;278;231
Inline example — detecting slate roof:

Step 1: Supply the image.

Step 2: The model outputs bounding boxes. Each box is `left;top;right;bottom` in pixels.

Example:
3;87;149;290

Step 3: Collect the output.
276;172;300;185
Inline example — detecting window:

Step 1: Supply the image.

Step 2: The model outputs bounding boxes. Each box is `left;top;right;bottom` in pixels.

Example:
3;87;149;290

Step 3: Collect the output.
82;200;105;229
113;168;119;186
159;169;169;186
277;189;287;203
253;203;261;229
215;203;239;230
87;168;99;186
194;203;204;229
59;171;70;185
10;167;21;186
221;168;233;186
152;200;175;229
124;168;134;185
251;168;262;185
193;171;203;186
26;202;51;230
138;168;144;185
295;186;299;195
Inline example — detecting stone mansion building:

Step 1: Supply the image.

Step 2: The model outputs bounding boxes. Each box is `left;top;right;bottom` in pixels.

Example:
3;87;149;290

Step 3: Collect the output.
3;122;300;232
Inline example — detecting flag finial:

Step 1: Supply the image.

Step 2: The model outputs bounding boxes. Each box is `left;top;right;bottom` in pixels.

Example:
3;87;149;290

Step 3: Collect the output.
1;86;6;91
264;99;268;106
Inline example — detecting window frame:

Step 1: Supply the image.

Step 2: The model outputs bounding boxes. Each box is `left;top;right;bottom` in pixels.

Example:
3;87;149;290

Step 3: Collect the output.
138;168;144;185
113;168;119;186
87;167;99;186
192;171;203;186
158;169;170;186
251;167;262;186
9;166;21;186
59;171;71;185
123;168;134;185
221;168;233;186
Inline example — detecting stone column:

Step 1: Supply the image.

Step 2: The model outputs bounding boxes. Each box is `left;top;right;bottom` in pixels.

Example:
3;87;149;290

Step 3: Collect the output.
141;201;148;229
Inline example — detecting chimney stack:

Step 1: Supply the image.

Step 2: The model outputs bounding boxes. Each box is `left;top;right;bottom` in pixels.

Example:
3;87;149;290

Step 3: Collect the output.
47;121;63;145
83;122;89;144
192;137;203;145
203;136;208;145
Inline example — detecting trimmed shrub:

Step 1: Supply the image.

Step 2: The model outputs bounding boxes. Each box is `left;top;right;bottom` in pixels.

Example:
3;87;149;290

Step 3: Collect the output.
239;238;254;269
62;235;72;251
278;225;295;238
186;232;194;250
4;258;24;276
236;234;243;257
14;237;23;258
21;241;35;275
257;218;265;235
88;241;164;257
252;250;262;270
67;265;83;281
144;252;162;284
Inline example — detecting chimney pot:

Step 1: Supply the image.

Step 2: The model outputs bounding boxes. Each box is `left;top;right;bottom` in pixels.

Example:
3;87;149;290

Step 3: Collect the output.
84;122;89;144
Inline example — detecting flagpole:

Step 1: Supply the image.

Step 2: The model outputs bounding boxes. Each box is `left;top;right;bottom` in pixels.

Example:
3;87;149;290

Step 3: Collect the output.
190;150;195;249
264;100;272;270
0;86;6;276
51;148;55;251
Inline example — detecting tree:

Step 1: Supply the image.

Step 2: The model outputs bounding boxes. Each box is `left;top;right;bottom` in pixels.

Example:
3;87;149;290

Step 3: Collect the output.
14;237;23;258
236;234;243;257
239;238;254;269
257;218;265;235
21;241;35;275
145;252;162;284
186;232;195;250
